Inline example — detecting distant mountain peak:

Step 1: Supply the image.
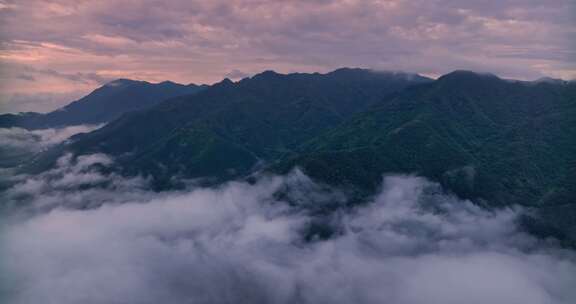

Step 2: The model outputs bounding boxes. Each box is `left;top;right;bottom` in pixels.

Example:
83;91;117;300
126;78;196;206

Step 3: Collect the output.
0;78;206;129
533;77;566;85
213;78;235;87
251;70;282;80
235;68;431;84
188;83;209;89
330;67;371;74
437;70;501;85
159;80;179;85
104;78;144;87
327;67;432;83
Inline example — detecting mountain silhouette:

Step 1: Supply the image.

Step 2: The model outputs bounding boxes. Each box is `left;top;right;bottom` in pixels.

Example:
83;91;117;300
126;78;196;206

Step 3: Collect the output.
0;79;206;129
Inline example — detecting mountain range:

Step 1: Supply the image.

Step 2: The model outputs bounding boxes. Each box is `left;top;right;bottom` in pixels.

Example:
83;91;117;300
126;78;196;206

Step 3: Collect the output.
2;68;575;244
0;79;206;129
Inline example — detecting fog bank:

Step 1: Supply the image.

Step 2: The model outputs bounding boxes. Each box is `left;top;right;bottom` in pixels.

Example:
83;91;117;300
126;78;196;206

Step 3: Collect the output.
1;154;575;304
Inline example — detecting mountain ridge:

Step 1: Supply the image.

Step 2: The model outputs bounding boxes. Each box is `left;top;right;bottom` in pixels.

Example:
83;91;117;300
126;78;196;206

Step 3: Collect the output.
0;79;207;130
7;67;575;244
25;68;432;184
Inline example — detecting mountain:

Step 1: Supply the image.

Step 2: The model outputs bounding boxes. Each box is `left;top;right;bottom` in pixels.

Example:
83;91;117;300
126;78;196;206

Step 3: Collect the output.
33;68;430;188
19;69;575;243
0;79;207;129
275;70;576;242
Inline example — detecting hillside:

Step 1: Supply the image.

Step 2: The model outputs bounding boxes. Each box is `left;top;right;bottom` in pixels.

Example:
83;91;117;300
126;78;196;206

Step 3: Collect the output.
277;71;576;241
19;69;576;243
58;68;432;187
0;79;206;129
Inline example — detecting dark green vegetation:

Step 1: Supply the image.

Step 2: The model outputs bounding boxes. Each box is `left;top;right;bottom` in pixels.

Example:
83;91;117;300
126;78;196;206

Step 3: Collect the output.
286;72;576;203
0;79;206;129
12;68;576;243
53;68;431;187
279;71;576;243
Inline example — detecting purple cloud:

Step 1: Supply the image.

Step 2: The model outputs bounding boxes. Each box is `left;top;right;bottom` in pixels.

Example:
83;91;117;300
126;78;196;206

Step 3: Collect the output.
0;0;574;112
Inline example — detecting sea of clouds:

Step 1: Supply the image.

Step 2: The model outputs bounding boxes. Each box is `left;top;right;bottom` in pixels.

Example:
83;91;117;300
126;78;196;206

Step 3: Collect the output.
0;124;103;170
1;151;575;304
0;125;103;152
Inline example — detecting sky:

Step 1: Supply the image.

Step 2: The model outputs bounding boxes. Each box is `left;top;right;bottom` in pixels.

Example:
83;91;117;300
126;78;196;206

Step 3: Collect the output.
0;0;575;113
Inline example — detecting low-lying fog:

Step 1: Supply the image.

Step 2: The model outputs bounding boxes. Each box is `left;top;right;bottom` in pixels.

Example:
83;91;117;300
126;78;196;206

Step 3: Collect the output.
0;127;575;304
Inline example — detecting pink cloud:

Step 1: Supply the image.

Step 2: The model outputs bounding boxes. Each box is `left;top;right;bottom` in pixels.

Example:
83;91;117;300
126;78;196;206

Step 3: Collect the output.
0;0;574;112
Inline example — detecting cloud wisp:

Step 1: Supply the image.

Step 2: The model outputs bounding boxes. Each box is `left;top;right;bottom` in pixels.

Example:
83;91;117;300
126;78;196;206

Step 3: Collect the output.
1;153;575;304
0;124;103;150
0;124;103;168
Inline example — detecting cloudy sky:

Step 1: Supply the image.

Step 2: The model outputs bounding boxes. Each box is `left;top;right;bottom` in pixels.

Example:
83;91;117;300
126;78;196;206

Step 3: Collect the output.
0;0;575;112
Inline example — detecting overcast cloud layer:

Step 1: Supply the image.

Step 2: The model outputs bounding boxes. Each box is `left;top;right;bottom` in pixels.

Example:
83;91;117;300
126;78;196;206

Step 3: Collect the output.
1;153;576;304
1;0;575;112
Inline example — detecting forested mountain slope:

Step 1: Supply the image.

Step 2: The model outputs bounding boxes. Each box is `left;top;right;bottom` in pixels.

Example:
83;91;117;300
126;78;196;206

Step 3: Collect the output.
18;69;575;242
0;79;206;129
